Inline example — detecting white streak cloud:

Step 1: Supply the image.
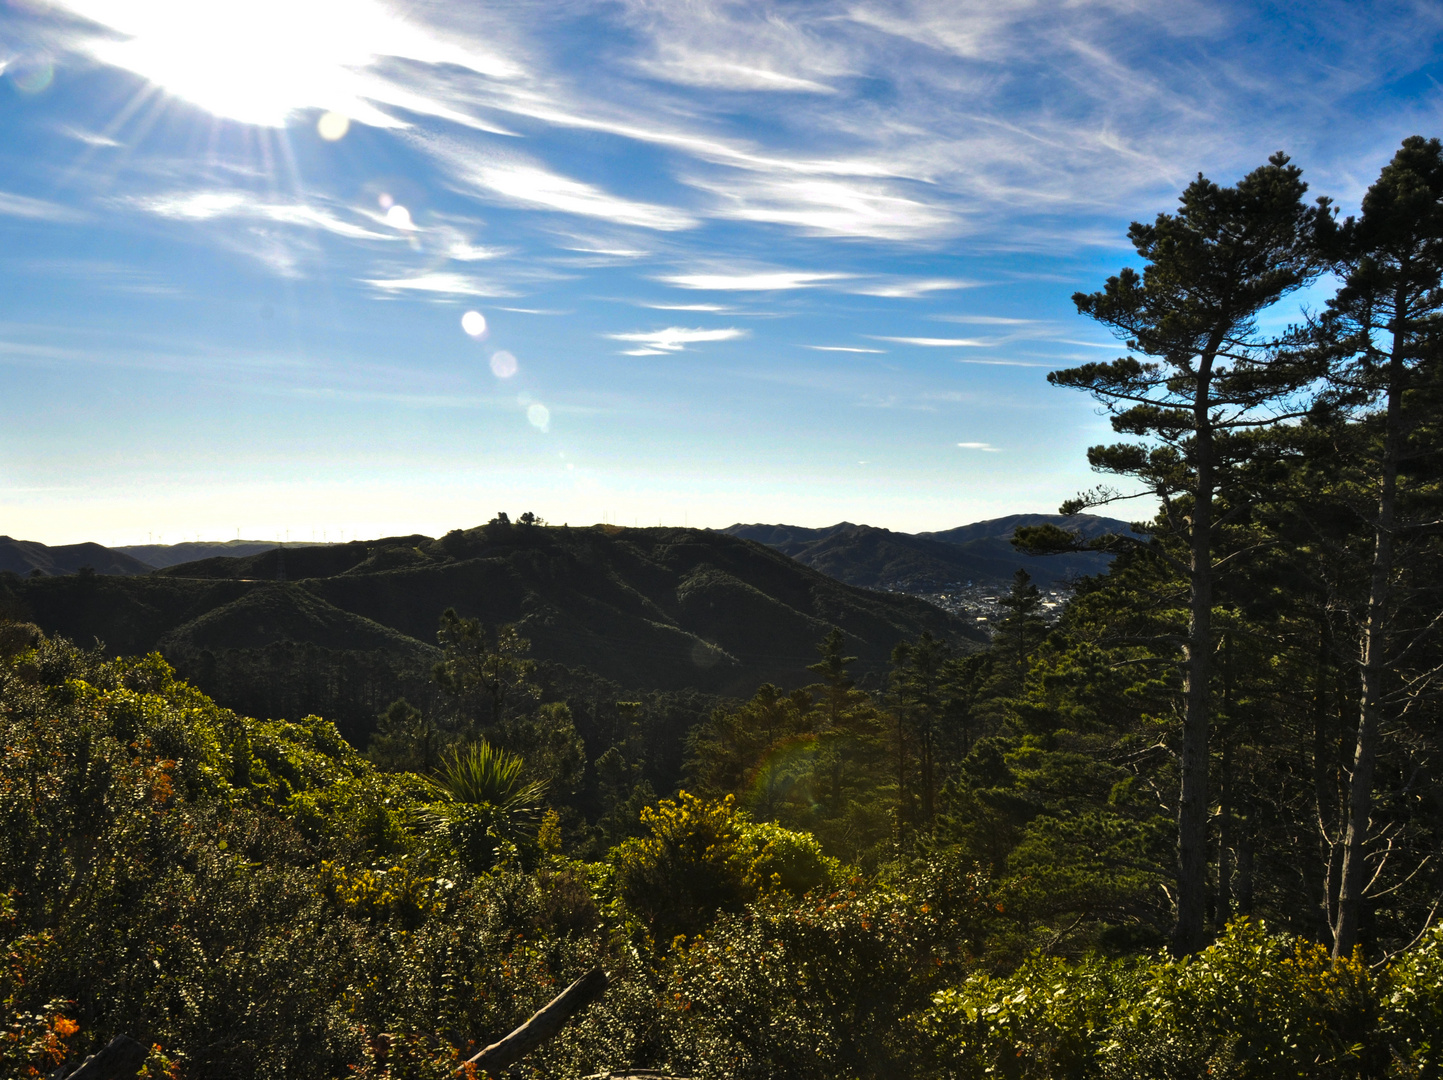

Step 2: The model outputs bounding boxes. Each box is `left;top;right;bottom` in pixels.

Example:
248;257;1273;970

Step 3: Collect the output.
851;278;976;298
874;336;989;346
660;270;849;291
362;272;513;297
136;190;390;240
0;192;87;223
934;315;1041;325
606;326;748;352
689;173;957;240
422;138;697;231
474;162;695;230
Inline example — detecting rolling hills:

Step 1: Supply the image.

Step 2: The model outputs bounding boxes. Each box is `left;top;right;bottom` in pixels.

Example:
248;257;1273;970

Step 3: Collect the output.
0;535;155;577
724;513;1132;590
115;538;325;568
4;523;984;738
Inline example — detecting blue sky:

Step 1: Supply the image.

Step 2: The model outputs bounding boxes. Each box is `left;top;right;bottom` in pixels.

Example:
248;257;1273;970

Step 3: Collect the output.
2;0;1441;546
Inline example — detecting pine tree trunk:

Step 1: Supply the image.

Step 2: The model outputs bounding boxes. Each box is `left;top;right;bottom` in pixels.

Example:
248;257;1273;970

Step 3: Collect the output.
1217;736;1233;927
1333;334;1404;958
1236;801;1254;915
1173;351;1217;958
1310;623;1339;939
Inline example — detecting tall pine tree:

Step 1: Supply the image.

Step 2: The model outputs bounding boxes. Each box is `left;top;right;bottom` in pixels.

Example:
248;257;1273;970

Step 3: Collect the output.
1041;154;1328;954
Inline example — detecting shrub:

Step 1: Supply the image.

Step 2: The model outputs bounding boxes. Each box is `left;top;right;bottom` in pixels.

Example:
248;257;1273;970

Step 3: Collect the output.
662;856;993;1080
610;792;842;944
1380;925;1443;1079
922;920;1391;1080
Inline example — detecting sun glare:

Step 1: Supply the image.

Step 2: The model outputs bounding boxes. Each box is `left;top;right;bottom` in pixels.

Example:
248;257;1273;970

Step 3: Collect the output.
316;111;350;140
55;0;520;128
491;351;518;378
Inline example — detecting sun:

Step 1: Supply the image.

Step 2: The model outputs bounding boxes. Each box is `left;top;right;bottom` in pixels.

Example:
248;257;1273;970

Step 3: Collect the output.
56;0;403;127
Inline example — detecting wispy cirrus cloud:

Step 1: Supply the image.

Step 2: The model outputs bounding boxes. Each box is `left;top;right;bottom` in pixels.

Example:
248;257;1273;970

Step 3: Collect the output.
956;441;1001;452
606;326;748;354
660;270;850;291
850;278;976;298
135;190;392;240
688;172;957;240
34;0;1438;259
0;191;88;223
469;161;696;231
58;126;124;149
933;314;1042;325
417;134;697;231
873;335;989;347
442;237;508;261
618;0;852;93
953;358;1052;367
804;345;885;353
640;301;733;312
361;272;514;297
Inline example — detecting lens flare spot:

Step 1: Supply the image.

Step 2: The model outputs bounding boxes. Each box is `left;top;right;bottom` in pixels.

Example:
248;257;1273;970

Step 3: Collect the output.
377;193;394;209
384;204;413;229
461;310;487;337
316;111;350;140
527;403;550;431
8;58;54;94
491;350;518;378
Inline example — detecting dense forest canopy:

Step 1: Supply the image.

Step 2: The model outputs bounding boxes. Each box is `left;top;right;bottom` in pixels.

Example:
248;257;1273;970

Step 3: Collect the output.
4;140;1443;1079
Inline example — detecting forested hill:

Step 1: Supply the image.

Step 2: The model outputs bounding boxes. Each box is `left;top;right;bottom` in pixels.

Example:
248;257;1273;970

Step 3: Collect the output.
0;535;155;577
725;513;1131;588
115;538;327;568
3;522;981;735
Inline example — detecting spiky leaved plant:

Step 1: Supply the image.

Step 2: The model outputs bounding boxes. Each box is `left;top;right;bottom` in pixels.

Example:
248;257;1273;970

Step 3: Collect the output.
416;741;547;870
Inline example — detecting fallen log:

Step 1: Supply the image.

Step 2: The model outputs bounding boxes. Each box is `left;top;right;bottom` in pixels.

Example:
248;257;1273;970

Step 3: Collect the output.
460;967;608;1076
63;1034;148;1080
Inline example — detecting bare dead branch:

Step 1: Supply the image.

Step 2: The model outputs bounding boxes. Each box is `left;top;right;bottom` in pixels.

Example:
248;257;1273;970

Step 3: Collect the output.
460;967;608;1077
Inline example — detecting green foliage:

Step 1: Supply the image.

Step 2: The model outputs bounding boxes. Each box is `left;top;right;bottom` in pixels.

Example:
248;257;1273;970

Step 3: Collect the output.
923;920;1392;1080
1380;926;1443;1079
3;627;1443;1080
426;740;546;811
661;852;991;1080
0;635;607;1078
414;741;547;872
432;609;540;737
610;792;839;943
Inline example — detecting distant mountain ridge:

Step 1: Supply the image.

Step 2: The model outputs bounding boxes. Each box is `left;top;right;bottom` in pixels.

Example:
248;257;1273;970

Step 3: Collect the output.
4;514;1136;588
919;513;1131;546
5;525;983;732
0;536;154;577
723;513;1135;590
116;539;328;569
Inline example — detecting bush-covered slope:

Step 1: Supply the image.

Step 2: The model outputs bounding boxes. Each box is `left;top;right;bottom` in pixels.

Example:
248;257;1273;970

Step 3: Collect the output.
4;524;982;731
3;634;1441;1080
116;539;326;569
0;535;154;577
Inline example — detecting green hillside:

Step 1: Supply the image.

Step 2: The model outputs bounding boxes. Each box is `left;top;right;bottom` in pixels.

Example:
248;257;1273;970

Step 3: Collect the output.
4;522;982;740
116;538;328;568
0;535;155;577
